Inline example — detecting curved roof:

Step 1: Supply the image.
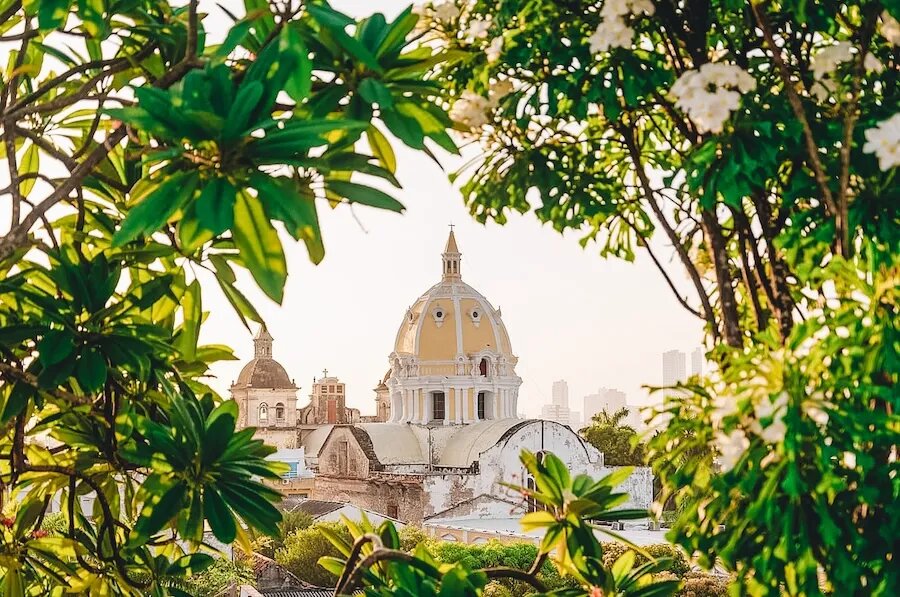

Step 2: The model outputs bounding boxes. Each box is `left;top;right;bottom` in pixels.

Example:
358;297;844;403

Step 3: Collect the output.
355;424;427;465
393;233;515;362
301;425;334;459
234;358;295;389
437;418;529;468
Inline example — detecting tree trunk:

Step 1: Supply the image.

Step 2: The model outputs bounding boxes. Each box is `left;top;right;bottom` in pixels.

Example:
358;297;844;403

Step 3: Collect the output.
701;210;742;347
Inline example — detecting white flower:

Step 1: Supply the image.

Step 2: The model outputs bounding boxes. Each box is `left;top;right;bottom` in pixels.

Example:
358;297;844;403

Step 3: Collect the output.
485;36;503;63
670;63;755;133
449;90;492;128
863;113;900;171
841;451;857;469
432;0;460;23
465;16;492;40
881;11;900;46
715;429;749;472
750;391;788;444
807;406;829;426
811;42;854;79
588;18;634;52
600;0;655;18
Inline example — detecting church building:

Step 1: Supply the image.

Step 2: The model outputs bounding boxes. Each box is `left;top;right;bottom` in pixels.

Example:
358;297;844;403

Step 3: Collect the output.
312;232;653;523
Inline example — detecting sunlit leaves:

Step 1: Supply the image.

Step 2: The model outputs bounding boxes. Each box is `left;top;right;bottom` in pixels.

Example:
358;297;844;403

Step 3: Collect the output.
232;191;287;303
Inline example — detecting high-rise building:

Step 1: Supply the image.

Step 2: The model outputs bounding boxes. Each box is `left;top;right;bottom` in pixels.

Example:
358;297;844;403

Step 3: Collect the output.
583;387;627;422
541;403;570;426
691;347;704;378
552;379;569;407
662;349;687;387
569;410;583;431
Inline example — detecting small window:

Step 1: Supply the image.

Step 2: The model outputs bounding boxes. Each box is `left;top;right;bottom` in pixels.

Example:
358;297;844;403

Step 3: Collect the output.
275;403;285;420
436;310;443;318
258;403;268;425
479;358;488;377
477;392;486;420
433;392;446;421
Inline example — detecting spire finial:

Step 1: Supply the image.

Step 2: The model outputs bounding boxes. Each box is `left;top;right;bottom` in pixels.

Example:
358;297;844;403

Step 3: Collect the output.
253;324;274;358
442;228;461;279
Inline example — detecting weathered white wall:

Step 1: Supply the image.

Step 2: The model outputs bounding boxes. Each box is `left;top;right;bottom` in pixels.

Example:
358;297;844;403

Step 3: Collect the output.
422;420;653;518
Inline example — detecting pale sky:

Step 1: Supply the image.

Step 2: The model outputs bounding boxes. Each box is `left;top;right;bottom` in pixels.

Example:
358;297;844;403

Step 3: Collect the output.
7;0;705;418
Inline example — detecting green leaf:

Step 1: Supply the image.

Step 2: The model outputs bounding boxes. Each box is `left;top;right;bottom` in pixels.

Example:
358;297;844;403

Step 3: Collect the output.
232;191;287;303
366;126;396;173
38;0;73;30
284;29;312;102
112;171;199;247
252;174;324;264
217;275;264;331
308;4;383;73
359;78;393;108
326;180;404;212
375;8;418;58
223;81;264;139
37;329;75;366
75;347;106;393
18;143;39;197
176;280;202;361
381;109;424;149
204;485;237;543
131;482;187;544
194;178;237;236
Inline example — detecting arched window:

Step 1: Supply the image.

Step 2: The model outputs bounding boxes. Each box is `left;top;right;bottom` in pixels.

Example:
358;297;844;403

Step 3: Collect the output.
479;358;488;376
526;477;538;513
477;392;486;420
275;402;285;421
432;392;446;422
258;403;268;425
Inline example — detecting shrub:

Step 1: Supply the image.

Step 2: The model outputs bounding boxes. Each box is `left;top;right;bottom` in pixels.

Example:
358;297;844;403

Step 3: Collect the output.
601;543;689;576
398;525;429;551
483;581;513;597
677;572;730;597
275;522;352;587
183;558;255;597
251;510;314;559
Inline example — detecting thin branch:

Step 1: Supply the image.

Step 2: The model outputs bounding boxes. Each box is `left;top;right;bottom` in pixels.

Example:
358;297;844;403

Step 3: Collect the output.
750;2;837;220
0;361;93;406
336;549;442;595
187;0;199;58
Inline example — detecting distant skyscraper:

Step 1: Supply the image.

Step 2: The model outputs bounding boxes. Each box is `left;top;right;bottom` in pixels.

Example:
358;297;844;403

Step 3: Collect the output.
662;349;687;387
691;347;704;378
541;403;570;426
552;380;569;408
583;388;627;422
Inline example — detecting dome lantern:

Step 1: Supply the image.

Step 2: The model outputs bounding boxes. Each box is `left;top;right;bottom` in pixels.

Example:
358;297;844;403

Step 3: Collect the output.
442;227;461;280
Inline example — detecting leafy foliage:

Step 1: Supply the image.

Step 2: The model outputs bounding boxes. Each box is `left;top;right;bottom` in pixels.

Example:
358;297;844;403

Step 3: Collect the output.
0;0;456;593
426;0;899;594
579;408;647;467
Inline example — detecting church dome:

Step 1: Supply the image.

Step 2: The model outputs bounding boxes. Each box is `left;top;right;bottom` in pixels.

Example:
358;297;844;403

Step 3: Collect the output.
393;231;514;362
233;326;295;389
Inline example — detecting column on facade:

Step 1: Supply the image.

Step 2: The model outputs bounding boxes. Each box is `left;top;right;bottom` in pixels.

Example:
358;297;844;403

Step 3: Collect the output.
443;388;450;425
411;388;419;423
454;388;462;424
493;390;500;420
503;389;510;418
420;389;430;425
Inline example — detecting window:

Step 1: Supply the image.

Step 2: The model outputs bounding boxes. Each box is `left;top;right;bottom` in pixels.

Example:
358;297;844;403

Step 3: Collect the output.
477;392;486;420
432;392;446;421
387;504;399;519
526;477;538;513
258;403;268;425
338;385;344;394
275;402;285;421
329;385;335;393
479;358;488;376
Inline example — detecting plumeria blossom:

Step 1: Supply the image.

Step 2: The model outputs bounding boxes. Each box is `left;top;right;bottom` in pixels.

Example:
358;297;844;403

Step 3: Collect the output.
449;90;492;128
465;16;492;40
431;0;460;23
750;391;788;444
485;36;504;63
862;113;900;171
670;62;756;133
880;11;900;46
449;79;516;130
810;41;883;101
588;0;654;53
715;429;750;472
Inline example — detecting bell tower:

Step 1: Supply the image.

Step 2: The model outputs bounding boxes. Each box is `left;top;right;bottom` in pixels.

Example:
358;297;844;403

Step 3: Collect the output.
442;226;461;280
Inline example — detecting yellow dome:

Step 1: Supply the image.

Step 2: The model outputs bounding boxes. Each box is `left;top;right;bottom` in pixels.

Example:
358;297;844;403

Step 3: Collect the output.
393;231;514;362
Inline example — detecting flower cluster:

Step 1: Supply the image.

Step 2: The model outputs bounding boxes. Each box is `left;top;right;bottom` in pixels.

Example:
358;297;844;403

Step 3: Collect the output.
670;63;756;134
863;113;900;171
810;41;883;101
449;80;514;129
881;11;900;46
588;0;654;53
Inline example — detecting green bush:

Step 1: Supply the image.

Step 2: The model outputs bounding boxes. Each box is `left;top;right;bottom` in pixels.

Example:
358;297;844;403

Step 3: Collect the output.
251;510;314;559
601;543;689;576
275;522;352;587
183;558;254;597
483;581;513;597
398;525;429;551
677;572;730;597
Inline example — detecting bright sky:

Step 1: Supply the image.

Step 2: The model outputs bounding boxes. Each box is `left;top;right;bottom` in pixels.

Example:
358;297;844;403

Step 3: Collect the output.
198;1;704;416
2;1;704;419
